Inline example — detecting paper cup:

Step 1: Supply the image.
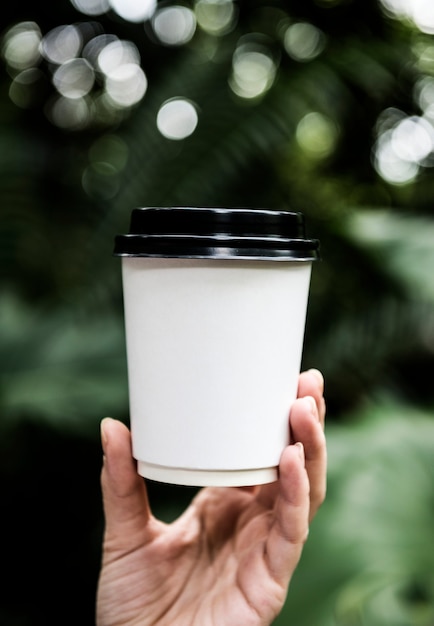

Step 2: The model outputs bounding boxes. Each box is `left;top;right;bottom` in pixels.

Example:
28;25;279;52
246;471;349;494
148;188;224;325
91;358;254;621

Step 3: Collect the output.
114;207;320;487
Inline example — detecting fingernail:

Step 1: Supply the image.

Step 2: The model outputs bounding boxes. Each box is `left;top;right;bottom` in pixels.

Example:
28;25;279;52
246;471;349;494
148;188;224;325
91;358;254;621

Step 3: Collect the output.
100;417;111;454
295;442;305;465
305;395;317;415
308;368;324;388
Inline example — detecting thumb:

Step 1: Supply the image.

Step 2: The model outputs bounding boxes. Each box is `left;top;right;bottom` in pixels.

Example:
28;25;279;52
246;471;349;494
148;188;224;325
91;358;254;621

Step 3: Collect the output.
100;418;152;540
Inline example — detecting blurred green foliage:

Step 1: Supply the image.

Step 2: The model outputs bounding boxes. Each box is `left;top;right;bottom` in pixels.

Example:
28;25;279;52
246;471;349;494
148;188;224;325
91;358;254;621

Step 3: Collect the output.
278;404;434;625
1;0;433;624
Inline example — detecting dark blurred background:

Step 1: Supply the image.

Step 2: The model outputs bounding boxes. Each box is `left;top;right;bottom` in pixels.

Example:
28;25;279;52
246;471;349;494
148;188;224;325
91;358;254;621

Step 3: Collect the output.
1;1;433;624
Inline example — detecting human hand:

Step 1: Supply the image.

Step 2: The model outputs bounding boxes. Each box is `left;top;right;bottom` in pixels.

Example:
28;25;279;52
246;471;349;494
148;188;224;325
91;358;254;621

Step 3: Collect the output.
96;369;326;626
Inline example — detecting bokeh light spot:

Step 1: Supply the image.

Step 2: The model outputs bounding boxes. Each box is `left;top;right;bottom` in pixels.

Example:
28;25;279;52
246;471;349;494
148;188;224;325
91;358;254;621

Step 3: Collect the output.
40;25;82;65
105;63;147;108
229;38;278;99
374;131;420;184
156;98;199;140
414;42;434;74
93;93;126;125
53;58;95;99
97;39;140;74
194;0;237;36
108;0;157;23
9;68;47;108
82;33;118;67
372;109;434;184
70;0;110;16
391;116;434;162
284;22;326;62
380;0;434;34
296;111;339;158
45;95;92;130
415;76;434;112
1;22;42;71
151;6;196;46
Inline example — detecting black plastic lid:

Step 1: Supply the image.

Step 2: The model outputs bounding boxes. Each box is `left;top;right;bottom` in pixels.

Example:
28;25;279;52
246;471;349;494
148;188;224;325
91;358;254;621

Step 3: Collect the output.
113;207;320;261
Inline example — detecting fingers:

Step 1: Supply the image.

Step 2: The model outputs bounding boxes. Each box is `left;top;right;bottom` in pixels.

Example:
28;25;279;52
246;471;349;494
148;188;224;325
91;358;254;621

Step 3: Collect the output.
297;369;326;429
100;418;153;545
256;369;327;586
256;369;326;512
290;394;327;522
264;443;310;586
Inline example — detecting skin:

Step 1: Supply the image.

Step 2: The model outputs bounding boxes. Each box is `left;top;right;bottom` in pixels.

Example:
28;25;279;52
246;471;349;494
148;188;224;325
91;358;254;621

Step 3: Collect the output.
96;369;327;626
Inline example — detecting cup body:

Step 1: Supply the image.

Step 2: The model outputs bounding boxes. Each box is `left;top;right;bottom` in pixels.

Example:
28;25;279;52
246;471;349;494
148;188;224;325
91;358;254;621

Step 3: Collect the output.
114;207;319;486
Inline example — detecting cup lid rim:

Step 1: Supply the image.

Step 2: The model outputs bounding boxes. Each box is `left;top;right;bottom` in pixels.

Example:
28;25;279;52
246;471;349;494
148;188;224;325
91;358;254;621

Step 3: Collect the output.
113;207;320;261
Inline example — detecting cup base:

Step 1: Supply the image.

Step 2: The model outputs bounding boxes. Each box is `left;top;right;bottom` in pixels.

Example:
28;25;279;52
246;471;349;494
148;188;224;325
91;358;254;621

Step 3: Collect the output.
137;460;278;487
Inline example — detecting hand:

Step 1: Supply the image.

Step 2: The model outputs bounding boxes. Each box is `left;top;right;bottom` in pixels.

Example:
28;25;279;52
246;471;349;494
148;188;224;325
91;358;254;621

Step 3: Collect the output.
96;369;327;626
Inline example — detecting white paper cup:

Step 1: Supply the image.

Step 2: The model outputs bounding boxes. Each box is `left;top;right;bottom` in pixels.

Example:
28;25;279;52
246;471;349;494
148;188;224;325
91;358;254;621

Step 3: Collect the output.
114;207;319;487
